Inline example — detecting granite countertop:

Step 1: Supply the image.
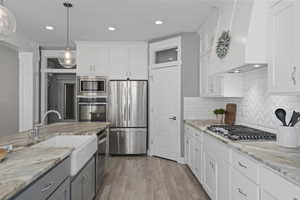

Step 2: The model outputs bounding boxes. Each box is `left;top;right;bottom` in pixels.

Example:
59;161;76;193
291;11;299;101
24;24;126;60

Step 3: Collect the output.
0;122;110;149
0;147;72;200
0;122;110;200
185;120;300;188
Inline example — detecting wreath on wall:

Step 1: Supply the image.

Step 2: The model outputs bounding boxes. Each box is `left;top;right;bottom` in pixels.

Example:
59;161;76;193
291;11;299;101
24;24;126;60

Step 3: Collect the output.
216;31;231;59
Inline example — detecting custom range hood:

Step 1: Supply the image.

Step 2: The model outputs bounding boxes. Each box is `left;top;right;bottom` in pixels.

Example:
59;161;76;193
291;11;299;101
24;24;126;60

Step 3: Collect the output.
211;0;269;74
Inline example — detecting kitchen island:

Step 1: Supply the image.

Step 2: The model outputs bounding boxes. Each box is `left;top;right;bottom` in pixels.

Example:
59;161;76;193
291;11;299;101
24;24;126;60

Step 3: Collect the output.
0;122;109;200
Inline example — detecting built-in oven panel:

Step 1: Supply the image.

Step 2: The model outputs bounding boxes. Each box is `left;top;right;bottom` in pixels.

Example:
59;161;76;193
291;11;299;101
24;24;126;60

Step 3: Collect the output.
78;97;107;122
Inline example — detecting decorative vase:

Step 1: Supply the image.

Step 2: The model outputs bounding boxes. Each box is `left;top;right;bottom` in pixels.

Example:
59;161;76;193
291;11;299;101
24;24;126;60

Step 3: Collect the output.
216;114;224;124
277;126;299;148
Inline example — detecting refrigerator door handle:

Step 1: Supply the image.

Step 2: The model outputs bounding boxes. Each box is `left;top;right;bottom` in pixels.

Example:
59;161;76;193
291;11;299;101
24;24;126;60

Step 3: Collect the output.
128;83;132;121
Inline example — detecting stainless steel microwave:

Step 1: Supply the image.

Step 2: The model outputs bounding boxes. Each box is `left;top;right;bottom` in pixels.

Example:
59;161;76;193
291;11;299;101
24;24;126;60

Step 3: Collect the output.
77;76;107;96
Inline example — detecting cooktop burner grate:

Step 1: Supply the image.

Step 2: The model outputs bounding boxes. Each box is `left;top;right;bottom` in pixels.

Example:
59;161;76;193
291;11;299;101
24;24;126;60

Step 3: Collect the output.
207;125;276;141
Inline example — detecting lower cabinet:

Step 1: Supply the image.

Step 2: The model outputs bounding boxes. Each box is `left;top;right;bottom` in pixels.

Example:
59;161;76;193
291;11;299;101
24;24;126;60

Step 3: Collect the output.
202;151;217;199
260;166;300;200
184;123;300;200
71;156;96;200
14;157;70;200
261;191;278;200
48;178;70;200
231;168;260;200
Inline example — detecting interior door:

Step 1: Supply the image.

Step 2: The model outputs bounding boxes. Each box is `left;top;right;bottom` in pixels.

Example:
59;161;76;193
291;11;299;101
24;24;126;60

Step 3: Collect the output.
149;66;181;161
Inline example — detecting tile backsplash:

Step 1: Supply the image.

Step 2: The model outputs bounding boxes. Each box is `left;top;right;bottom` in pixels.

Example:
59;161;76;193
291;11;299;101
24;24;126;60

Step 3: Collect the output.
184;68;300;131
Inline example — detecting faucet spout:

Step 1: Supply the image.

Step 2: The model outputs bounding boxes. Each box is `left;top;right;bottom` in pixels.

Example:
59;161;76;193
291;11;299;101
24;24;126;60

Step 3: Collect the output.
41;110;62;125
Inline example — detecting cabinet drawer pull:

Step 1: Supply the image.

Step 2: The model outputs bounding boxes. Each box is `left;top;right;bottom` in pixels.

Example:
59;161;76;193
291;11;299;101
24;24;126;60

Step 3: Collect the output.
238;188;247;197
238;161;247;169
41;182;54;192
291;66;297;85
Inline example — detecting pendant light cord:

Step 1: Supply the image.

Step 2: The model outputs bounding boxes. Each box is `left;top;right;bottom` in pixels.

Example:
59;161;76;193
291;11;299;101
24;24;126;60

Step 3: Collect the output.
66;5;70;48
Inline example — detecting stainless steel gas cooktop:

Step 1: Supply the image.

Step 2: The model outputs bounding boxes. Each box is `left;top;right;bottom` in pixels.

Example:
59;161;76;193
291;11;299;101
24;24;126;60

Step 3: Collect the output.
207;125;276;141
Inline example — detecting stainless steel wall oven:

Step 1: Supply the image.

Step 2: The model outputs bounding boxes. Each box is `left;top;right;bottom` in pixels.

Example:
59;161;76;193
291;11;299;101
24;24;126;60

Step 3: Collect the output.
78;97;107;122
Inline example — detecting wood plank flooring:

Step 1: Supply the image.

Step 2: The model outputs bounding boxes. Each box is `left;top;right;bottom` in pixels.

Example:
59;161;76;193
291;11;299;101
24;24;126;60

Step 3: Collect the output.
96;156;210;200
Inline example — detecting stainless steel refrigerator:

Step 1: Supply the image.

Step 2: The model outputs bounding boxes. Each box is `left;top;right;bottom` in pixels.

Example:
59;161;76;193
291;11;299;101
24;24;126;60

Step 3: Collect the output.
108;80;148;155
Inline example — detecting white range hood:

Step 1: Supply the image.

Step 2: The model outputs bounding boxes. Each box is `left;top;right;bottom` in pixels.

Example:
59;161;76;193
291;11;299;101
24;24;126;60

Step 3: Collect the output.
210;0;269;74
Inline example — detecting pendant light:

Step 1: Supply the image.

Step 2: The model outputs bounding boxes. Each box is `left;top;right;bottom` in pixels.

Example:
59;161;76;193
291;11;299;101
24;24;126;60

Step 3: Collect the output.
59;1;76;68
0;0;16;36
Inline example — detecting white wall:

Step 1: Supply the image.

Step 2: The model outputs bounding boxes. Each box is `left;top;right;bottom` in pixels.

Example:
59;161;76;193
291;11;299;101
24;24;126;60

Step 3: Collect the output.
0;43;19;136
184;68;300;132
1;33;39;131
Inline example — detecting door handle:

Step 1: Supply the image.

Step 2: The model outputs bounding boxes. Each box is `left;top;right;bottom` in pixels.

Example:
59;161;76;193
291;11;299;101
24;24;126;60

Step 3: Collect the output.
169;116;177;120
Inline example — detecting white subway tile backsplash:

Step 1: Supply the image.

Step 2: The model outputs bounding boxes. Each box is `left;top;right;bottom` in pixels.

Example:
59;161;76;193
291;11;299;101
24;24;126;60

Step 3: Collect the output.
184;68;300;131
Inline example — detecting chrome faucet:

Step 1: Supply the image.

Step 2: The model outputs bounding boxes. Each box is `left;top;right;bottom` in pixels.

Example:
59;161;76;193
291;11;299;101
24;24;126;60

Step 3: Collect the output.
41;110;62;126
31;110;62;140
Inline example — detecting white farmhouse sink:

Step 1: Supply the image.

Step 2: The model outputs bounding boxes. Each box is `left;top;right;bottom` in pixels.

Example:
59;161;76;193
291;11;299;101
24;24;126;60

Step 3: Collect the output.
34;135;97;176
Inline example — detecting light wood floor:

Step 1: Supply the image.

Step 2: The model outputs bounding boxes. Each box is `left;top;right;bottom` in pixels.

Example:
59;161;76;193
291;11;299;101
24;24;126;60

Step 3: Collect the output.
96;156;210;200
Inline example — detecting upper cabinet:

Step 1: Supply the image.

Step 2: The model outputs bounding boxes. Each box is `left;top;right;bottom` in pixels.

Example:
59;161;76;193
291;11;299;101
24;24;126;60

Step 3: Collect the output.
76;44;110;76
268;1;300;94
76;42;148;80
199;8;219;57
149;37;182;69
209;0;269;74
199;8;244;98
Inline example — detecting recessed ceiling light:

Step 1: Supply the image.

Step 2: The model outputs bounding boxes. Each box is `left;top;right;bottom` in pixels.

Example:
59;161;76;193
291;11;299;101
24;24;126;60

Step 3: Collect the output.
45;26;54;30
155;20;164;25
234;70;241;73
254;64;261;68
108;27;116;31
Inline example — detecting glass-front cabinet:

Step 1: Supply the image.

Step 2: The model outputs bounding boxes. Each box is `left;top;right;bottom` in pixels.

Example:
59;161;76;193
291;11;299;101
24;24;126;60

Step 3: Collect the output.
149;36;182;68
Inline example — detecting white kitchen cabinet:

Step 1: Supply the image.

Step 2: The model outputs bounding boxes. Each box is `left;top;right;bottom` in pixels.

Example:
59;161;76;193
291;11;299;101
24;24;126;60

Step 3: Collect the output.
149;37;182;69
261;191;278;200
184;124;203;182
231;168;260;200
268;1;300;94
109;46;129;79
203;150;217;200
203;134;230;200
76;42;148;79
199;8;219;57
128;45;148;79
76;44;110;76
199;13;244;98
261;166;300;200
200;58;243;97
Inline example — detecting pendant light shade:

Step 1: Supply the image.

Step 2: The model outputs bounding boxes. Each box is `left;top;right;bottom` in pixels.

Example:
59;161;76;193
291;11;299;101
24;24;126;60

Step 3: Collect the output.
0;0;16;36
60;1;76;68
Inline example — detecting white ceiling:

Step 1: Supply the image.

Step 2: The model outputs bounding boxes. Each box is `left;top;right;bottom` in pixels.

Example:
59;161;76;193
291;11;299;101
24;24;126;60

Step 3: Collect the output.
6;0;215;47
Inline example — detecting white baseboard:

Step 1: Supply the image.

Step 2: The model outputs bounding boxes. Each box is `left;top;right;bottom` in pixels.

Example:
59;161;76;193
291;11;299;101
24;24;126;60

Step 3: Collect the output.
177;157;185;164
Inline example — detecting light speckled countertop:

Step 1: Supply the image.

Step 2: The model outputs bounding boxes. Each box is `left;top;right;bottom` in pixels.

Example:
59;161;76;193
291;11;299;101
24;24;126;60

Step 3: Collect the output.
0;122;110;149
0;122;110;200
185;120;300;188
